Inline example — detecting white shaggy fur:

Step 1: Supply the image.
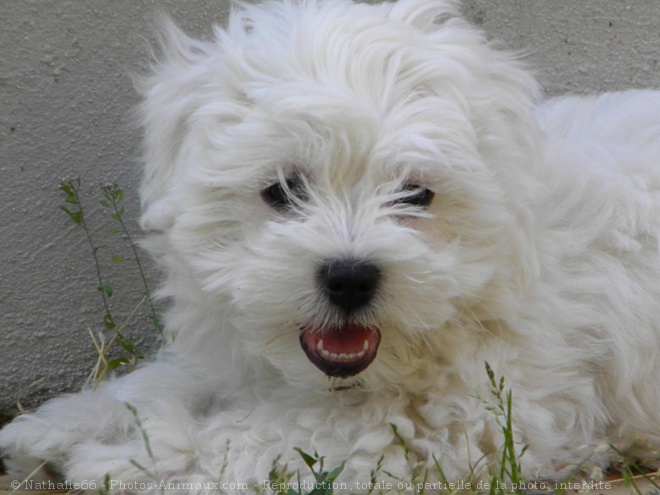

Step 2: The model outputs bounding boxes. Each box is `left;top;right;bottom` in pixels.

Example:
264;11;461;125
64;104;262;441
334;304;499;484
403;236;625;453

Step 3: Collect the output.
3;0;660;492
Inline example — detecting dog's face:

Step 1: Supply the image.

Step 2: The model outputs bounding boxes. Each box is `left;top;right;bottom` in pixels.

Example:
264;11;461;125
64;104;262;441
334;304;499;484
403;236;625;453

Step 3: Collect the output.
140;0;542;392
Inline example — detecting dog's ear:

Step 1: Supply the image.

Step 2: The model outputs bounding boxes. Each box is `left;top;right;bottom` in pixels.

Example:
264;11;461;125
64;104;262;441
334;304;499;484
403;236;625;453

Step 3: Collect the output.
137;17;218;231
388;0;461;33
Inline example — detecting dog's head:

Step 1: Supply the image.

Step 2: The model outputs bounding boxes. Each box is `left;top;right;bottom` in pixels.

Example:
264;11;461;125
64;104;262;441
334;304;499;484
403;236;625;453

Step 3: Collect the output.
139;0;543;393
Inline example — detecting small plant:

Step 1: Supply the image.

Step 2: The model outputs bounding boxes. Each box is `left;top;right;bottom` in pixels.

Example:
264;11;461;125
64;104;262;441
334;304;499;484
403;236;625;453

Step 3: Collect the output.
384;424;429;495
59;179;160;384
125;402;163;495
366;455;385;495
482;362;528;494
610;444;660;495
100;184;162;337
264;450;345;495
60;179;118;332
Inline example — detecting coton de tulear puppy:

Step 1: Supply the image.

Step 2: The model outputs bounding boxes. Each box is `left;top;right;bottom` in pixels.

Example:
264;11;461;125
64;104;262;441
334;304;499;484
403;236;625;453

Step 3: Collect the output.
2;0;660;492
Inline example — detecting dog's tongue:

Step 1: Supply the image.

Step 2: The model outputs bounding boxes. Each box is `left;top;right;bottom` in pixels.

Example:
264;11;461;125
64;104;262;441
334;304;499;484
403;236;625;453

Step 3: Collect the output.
300;323;381;378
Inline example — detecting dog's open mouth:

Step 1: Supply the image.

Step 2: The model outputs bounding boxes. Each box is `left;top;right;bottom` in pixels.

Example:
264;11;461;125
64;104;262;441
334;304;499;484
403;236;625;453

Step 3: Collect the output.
299;323;381;378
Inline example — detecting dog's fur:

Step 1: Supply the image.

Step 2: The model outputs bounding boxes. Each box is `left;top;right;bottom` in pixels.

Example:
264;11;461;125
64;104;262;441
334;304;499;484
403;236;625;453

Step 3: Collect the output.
3;0;660;492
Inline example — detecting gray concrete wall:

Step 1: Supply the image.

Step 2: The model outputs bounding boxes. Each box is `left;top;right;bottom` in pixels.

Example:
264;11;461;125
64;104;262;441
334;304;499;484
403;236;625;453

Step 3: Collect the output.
1;0;659;421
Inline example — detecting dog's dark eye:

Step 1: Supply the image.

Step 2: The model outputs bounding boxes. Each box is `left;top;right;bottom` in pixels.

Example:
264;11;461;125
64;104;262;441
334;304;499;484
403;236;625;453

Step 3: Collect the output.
261;177;307;211
395;185;435;208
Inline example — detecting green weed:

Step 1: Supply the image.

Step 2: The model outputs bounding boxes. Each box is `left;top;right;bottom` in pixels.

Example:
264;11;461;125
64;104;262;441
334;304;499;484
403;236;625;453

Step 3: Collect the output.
262;450;345;495
482;362;527;494
100;184;162;337
59;179;160;385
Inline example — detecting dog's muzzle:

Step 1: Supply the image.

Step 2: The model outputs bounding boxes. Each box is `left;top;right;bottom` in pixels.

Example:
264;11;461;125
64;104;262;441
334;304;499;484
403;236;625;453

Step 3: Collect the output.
299;259;382;377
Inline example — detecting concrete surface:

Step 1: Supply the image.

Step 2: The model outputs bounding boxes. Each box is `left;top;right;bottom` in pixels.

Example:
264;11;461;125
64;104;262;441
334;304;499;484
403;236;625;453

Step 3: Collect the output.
1;0;659;421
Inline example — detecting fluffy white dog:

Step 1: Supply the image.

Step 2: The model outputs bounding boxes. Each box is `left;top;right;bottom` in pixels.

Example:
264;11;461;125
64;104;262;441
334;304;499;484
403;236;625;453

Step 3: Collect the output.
3;0;660;492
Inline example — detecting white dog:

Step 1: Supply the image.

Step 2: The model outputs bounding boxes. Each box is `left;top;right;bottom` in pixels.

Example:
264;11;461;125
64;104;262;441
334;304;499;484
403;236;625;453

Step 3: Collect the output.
3;0;660;492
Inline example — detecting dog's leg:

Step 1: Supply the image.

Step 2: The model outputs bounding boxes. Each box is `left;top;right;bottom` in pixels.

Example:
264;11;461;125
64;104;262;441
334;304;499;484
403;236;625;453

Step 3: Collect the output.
0;360;210;487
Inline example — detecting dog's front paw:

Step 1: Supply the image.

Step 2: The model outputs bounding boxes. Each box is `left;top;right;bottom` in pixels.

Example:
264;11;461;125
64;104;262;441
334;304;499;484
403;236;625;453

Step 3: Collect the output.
0;414;73;481
0;390;134;481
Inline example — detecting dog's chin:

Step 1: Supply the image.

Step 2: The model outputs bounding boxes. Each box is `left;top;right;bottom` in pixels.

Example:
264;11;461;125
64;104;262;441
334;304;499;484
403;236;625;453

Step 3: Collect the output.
299;323;381;378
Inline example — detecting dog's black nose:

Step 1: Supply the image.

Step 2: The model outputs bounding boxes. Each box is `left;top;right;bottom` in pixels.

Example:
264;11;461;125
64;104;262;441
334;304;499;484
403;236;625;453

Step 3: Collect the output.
318;259;381;315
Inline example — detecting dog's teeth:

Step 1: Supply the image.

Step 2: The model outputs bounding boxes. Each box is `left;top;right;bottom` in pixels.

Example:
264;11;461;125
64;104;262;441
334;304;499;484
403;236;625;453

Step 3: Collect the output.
319;340;331;358
316;338;369;362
